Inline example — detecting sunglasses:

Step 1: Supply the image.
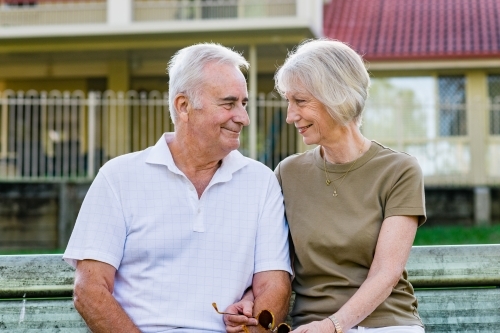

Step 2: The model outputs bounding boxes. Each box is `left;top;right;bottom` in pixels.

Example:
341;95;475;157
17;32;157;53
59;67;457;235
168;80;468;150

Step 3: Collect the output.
212;302;291;333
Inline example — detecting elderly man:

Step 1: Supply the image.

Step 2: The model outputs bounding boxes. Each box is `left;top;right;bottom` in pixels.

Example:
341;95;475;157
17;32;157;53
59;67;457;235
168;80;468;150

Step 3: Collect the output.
63;43;292;333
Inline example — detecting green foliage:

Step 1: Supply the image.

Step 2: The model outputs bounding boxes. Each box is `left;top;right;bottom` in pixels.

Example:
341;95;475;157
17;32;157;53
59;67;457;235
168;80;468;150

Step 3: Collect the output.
414;224;500;245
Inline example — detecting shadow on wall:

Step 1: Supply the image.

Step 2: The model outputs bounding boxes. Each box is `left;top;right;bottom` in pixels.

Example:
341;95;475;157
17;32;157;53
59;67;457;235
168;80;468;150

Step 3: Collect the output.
0;182;89;251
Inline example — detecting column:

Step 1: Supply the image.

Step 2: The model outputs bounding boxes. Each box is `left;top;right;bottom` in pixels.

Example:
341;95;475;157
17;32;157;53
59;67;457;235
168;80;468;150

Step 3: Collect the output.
474;186;491;226
107;59;130;158
466;71;488;185
108;0;133;25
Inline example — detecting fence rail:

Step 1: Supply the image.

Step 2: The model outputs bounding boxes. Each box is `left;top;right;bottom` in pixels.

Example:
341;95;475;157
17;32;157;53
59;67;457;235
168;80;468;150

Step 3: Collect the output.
1;90;500;185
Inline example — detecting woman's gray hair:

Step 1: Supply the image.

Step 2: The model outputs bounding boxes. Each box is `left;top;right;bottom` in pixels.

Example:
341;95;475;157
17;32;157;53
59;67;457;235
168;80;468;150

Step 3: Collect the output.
167;43;249;124
275;39;370;126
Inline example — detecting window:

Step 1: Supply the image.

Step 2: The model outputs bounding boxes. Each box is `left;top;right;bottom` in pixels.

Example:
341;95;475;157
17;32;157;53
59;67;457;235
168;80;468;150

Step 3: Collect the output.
438;76;466;136
489;75;500;135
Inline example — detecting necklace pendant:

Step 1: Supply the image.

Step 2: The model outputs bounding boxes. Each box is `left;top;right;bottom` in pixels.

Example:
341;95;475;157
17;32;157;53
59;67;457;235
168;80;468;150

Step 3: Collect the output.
326;180;331;186
333;191;338;197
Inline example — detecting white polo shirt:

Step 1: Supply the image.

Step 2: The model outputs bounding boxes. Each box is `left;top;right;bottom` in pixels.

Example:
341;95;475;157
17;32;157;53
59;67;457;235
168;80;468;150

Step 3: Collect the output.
63;133;291;333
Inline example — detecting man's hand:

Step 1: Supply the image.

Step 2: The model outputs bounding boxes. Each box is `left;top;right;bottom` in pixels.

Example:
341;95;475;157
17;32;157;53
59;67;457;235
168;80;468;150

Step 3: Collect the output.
224;298;258;333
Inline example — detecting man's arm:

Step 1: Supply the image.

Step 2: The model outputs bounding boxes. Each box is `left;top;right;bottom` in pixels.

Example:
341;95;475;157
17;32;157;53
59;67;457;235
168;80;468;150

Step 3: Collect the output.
251;270;291;332
224;270;291;333
74;259;141;333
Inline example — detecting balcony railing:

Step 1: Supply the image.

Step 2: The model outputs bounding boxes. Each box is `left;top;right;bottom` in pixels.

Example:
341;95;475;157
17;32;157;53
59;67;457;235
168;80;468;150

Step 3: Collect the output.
134;0;296;22
0;0;106;26
0;0;298;27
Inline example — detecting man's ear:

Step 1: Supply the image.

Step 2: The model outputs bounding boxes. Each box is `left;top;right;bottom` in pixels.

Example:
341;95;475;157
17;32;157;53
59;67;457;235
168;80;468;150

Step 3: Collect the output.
174;93;190;122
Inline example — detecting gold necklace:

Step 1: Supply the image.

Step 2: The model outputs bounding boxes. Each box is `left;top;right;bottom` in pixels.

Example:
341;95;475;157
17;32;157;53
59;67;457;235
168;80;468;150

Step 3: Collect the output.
322;140;366;197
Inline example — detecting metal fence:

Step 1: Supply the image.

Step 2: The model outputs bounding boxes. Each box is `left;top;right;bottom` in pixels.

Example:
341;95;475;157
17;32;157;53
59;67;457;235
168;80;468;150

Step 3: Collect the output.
2;89;500;185
0;90;295;181
0;0;106;26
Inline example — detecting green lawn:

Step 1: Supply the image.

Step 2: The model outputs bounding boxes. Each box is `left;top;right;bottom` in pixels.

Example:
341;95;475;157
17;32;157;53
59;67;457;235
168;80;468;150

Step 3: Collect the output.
414;224;500;245
1;225;499;255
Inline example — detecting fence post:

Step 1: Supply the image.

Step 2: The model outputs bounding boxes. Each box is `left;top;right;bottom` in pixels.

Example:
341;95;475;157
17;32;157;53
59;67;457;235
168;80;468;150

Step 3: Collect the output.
87;92;96;179
0;92;7;160
249;44;257;160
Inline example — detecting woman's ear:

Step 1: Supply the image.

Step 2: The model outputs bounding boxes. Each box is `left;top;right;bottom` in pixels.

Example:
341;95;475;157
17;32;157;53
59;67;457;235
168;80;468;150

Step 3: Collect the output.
174;93;190;122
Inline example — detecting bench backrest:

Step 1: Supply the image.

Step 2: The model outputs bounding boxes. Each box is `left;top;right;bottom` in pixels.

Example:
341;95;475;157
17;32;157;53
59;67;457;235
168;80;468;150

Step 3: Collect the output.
1;245;499;332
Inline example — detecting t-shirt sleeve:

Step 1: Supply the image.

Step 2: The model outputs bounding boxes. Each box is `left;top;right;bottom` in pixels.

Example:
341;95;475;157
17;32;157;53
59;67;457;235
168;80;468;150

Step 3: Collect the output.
63;170;127;269
274;162;283;188
254;173;292;275
384;156;427;226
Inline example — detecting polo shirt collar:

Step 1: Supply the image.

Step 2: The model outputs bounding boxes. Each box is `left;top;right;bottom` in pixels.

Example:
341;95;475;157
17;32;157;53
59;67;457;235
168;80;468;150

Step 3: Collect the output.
145;133;249;181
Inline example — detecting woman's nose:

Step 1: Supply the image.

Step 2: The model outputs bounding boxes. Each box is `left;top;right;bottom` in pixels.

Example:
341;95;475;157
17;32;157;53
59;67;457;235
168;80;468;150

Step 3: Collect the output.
286;104;299;124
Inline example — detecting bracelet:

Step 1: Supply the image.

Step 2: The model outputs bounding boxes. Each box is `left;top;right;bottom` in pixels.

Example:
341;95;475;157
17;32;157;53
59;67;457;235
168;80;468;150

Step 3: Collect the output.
328;314;343;333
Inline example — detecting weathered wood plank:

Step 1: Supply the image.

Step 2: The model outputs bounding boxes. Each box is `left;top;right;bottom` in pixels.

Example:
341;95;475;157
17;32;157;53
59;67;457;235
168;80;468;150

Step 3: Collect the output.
1;289;499;332
0;298;88;332
0;254;74;298
1;245;499;299
416;288;500;332
407;245;500;288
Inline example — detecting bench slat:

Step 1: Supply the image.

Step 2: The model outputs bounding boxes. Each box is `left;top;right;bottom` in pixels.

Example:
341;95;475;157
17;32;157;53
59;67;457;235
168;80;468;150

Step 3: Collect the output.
1;245;499;298
416;288;500;332
0;254;74;298
0;298;88;332
1;289;499;332
407;245;500;288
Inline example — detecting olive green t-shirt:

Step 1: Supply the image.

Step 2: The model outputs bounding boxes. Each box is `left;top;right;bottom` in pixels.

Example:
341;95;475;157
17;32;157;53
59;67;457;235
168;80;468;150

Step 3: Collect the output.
275;141;426;328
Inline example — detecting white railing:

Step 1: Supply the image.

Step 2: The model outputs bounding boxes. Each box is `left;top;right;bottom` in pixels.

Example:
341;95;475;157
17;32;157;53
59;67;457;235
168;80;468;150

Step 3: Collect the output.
2;90;500;185
0;1;106;27
0;90;296;181
134;0;296;22
0;0;297;27
363;97;500;186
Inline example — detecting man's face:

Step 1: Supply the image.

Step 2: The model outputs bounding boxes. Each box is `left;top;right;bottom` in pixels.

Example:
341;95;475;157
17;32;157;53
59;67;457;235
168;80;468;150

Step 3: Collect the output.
186;62;249;157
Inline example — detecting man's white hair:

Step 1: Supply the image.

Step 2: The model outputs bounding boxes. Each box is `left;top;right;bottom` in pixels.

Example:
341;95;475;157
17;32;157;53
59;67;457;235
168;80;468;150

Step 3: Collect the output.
167;43;250;124
275;39;370;127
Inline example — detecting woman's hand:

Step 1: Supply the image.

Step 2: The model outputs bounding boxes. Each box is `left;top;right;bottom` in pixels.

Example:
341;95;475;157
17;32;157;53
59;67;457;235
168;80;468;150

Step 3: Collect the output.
291;318;335;333
224;298;258;333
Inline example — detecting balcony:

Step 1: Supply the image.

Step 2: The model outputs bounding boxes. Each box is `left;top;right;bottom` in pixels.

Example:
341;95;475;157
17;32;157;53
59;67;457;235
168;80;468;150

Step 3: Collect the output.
0;0;106;27
134;0;297;22
0;0;322;38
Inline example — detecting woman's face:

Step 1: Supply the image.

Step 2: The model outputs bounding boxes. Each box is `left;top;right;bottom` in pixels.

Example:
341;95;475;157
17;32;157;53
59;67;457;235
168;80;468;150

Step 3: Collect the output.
285;88;337;146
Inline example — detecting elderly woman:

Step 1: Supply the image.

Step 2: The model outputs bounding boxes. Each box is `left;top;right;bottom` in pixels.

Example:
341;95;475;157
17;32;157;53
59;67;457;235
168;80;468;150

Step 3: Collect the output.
273;39;426;333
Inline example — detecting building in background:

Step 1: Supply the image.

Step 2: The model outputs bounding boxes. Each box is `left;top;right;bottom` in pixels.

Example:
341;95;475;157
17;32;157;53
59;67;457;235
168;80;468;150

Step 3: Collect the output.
1;0;499;251
322;0;500;227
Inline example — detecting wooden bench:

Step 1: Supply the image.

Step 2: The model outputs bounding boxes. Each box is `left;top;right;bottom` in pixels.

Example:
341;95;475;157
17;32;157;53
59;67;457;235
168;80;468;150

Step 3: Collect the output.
1;245;499;332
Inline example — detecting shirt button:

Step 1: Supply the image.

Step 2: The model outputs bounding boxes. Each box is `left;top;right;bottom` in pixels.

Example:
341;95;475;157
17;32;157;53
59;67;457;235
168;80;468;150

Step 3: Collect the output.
197;208;201;213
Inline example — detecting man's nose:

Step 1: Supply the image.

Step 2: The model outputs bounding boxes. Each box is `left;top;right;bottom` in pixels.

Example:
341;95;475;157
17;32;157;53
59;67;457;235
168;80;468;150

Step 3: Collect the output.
234;104;250;126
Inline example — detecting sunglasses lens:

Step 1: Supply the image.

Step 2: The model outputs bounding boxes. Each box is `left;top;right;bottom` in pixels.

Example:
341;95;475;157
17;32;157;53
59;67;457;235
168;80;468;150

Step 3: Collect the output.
277;324;291;333
258;310;274;329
